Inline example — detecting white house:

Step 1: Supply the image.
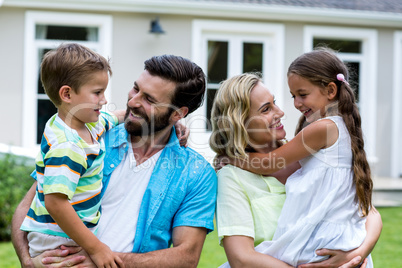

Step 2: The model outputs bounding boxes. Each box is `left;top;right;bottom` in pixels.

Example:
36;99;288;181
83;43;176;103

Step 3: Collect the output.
1;0;401;178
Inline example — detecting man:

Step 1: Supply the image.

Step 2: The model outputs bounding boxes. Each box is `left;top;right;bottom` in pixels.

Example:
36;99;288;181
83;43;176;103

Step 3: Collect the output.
12;55;217;268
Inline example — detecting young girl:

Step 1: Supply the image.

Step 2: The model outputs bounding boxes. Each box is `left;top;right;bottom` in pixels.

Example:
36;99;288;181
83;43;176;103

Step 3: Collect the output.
222;48;374;267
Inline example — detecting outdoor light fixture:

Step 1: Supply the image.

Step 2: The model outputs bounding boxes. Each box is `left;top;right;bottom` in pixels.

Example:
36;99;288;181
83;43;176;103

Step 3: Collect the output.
149;17;165;34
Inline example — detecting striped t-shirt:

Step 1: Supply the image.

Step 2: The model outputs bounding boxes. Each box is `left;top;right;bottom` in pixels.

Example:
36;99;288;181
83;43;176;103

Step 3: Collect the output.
20;112;118;238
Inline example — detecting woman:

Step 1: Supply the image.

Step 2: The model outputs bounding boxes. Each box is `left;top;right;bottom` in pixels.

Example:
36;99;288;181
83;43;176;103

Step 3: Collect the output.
209;73;381;268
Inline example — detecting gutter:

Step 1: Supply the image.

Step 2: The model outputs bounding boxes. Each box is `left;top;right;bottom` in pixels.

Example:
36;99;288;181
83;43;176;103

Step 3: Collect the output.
2;0;402;27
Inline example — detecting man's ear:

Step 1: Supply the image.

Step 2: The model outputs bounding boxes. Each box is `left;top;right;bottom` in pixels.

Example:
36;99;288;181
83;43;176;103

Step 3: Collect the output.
59;85;72;103
171;107;189;121
327;82;338;100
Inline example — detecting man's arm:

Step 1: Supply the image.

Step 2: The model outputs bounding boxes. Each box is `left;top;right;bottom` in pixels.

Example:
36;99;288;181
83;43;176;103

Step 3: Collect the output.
117;226;207;268
11;182;37;268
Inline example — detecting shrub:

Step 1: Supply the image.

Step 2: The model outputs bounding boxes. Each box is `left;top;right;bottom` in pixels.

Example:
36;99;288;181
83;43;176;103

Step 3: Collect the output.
0;154;35;241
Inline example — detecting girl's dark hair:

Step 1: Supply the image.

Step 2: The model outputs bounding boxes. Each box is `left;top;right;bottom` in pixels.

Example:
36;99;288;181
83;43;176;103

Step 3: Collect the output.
289;47;372;216
144;55;206;116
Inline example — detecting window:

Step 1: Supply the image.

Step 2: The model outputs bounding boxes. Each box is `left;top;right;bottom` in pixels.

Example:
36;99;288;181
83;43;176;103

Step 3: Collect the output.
190;20;284;160
23;11;112;148
312;38;362;104
305;26;378;163
205;41;264;130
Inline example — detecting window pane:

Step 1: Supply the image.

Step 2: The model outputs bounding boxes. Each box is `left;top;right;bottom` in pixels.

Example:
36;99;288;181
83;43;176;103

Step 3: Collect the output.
207;41;228;83
313;38;361;53
345;61;360;103
37;100;57;144
243;43;263;73
206;89;218;131
35;25;98;41
37;48;51;94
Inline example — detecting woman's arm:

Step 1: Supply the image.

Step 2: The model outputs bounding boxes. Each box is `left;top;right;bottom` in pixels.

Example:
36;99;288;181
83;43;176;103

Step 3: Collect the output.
233;119;338;175
222;236;292;268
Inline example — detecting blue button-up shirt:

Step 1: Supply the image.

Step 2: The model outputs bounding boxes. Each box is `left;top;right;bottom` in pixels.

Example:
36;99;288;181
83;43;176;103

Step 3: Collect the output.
101;124;217;253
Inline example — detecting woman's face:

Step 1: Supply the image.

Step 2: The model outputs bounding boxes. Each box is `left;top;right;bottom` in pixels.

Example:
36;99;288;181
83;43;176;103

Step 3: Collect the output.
245;81;286;152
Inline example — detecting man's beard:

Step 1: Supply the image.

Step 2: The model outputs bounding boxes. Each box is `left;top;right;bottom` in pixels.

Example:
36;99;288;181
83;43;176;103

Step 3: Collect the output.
124;106;174;137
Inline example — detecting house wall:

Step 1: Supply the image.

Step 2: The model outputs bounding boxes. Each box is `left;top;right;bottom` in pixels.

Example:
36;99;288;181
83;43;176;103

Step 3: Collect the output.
0;7;25;146
110;13;194;110
0;5;400;177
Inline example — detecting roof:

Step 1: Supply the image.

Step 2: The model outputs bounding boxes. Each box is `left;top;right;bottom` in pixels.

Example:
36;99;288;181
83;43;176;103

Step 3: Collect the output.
2;0;402;27
187;0;402;14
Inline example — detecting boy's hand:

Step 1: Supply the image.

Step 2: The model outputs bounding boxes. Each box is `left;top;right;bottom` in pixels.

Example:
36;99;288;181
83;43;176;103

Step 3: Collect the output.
89;243;124;268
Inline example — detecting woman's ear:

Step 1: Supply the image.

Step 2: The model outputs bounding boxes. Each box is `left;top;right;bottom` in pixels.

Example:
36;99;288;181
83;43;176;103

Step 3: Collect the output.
59;85;72;103
326;82;338;100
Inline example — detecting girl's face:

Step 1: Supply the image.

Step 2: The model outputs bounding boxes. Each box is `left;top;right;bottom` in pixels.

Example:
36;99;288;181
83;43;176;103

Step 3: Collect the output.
288;73;334;123
246;81;286;152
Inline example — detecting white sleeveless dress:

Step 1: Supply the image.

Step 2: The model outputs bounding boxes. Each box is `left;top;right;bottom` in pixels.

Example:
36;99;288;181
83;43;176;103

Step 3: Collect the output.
219;116;372;267
256;116;372;267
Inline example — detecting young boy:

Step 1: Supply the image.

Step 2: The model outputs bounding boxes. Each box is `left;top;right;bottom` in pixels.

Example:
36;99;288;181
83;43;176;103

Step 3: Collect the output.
20;43;124;267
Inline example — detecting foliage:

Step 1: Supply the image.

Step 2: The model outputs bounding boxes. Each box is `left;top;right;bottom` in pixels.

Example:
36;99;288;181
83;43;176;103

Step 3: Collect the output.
0;154;35;241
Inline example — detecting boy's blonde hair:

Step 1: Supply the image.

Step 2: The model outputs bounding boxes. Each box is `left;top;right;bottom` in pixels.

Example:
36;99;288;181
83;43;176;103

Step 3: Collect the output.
40;43;112;107
209;73;261;160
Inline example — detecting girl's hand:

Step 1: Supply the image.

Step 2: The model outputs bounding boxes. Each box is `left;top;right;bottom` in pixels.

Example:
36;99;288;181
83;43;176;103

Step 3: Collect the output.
174;122;189;147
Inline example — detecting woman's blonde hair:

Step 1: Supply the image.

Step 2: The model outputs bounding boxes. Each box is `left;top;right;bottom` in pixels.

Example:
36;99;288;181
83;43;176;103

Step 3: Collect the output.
210;72;284;162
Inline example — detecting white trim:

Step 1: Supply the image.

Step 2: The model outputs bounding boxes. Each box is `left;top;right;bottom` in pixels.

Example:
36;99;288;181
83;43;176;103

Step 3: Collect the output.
304;25;378;164
391;31;402;178
22;11;113;148
190;19;284;161
3;0;402;27
191;19;285;130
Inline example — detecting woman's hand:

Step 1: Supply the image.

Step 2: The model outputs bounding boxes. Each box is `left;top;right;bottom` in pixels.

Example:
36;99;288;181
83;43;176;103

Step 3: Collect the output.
297;249;366;268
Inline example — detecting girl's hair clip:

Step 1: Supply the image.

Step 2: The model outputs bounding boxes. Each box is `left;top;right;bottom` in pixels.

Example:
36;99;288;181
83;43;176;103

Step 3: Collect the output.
336;73;350;86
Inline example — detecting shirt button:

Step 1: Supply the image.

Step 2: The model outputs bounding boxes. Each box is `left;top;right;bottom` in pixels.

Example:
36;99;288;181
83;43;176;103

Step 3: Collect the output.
123;144;127;148
110;164;115;168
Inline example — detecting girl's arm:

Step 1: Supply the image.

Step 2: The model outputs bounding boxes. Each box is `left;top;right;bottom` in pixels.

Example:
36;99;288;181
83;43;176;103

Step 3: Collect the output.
298;207;382;268
222;236;293;268
235;119;338;175
45;193;123;268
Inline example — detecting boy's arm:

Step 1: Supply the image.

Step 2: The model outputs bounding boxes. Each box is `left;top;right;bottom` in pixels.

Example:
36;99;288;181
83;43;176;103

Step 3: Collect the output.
11;182;37;268
45;193;123;267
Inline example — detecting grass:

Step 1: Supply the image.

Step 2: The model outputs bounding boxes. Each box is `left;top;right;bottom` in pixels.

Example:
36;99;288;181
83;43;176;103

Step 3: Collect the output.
1;207;401;267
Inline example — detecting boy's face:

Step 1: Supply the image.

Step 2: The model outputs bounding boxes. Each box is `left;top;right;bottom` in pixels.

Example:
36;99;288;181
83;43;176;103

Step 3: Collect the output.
67;70;109;126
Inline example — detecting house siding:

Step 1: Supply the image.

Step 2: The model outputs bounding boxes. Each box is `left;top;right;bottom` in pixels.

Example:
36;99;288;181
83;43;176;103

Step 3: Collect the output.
0;7;25;146
0;2;401;177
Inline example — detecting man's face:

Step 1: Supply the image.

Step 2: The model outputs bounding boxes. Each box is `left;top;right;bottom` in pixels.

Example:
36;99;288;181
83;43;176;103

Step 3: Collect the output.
124;70;176;137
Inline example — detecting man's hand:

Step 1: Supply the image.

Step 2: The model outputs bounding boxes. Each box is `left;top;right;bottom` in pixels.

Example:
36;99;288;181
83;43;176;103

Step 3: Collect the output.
32;246;90;268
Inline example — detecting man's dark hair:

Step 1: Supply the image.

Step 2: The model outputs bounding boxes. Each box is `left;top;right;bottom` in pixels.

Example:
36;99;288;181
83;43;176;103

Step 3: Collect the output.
144;55;206;116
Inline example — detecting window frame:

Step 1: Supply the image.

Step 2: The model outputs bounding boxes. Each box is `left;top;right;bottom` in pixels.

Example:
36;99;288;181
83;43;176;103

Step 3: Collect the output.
22;11;112;148
304;25;378;164
392;31;402;178
191;19;285;133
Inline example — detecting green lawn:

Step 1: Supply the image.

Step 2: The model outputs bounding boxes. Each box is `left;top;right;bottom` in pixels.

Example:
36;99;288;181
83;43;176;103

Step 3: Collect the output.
2;207;401;267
